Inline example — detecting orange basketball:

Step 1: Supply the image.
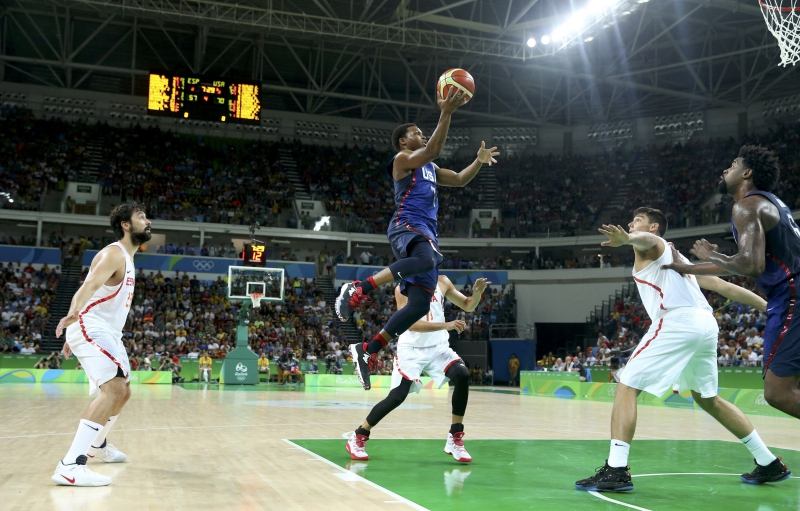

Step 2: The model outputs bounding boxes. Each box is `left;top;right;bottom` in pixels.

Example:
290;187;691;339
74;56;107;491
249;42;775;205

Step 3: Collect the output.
437;68;475;103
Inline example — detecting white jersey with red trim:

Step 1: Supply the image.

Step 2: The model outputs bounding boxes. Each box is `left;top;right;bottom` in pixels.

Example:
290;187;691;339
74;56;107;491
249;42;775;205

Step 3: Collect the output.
632;238;711;321
70;242;135;341
398;286;449;348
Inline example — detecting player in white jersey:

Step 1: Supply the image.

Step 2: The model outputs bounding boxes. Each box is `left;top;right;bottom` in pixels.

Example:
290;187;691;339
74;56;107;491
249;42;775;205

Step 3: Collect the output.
345;275;490;463
51;203;151;487
576;207;790;493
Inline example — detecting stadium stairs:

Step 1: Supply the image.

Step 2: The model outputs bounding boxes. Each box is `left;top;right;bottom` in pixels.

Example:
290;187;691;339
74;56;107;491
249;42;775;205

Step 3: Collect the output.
278;148;312;200
594;157;650;227
42;265;84;352
75;136;105;183
474;166;497;208
315;275;362;345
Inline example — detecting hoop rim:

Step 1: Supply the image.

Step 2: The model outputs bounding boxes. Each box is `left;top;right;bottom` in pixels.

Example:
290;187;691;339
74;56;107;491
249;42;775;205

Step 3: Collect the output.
759;0;800;13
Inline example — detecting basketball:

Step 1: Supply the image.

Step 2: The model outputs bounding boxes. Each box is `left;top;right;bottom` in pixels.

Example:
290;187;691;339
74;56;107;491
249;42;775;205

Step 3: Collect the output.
437;68;475;102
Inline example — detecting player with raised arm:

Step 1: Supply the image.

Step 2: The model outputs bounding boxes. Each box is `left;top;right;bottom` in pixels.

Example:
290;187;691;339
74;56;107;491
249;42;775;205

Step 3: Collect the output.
663;146;800;420
345;275;489;462
336;88;499;390
575;208;790;493
51;203;151;486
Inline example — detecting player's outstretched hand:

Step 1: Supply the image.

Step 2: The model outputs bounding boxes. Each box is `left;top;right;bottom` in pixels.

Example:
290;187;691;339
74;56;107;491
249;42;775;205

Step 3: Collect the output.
598;224;630;247
56;312;78;339
447;320;467;334
438;87;468;114
660;244;690;276
472;277;491;296
61;342;72;360
690;238;718;261
476;141;499;166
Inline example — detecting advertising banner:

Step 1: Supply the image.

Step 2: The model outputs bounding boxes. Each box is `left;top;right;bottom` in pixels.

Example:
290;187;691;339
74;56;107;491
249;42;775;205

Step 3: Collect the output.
0;247;61;264
81;250;315;278
0;369;171;385
304;374;447;391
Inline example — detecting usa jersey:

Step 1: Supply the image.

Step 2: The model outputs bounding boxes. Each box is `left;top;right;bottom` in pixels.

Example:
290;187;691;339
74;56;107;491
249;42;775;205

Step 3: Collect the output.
398;285;448;348
386;156;438;236
633;238;712;321
732;191;800;299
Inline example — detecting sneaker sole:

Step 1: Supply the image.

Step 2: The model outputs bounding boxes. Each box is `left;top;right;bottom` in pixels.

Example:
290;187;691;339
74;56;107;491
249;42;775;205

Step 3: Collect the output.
51;476;111;487
349;344;370;390
345;442;369;461
444;448;472;463
574;484;633;492
740;471;792;484
335;284;354;322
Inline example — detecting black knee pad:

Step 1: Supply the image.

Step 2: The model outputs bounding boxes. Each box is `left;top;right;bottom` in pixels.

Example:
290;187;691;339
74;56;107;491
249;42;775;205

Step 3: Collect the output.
446;362;470;385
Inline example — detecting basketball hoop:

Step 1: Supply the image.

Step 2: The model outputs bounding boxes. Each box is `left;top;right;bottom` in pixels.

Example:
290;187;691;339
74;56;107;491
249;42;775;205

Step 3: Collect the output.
760;0;800;66
248;292;264;308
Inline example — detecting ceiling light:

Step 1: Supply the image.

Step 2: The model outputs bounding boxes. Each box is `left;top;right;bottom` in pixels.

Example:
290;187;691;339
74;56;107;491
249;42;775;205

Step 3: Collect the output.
584;36;595;42
526;37;536;47
541;35;550;45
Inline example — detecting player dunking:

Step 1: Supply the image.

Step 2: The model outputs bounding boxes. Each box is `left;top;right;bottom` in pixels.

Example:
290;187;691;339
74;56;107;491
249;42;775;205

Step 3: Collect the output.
575;208;790;493
345;275;489;462
51;203;151;486
664;145;800;419
336;87;499;390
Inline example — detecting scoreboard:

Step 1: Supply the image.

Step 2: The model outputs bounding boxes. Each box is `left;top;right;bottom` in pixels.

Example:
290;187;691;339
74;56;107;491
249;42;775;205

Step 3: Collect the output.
147;73;260;123
242;243;267;267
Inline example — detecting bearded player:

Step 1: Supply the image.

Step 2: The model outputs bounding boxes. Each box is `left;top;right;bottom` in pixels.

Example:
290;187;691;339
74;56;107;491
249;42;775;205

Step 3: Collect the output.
336;87;499;391
664;146;800;420
346;275;489;462
575;208;789;493
51;203;151;486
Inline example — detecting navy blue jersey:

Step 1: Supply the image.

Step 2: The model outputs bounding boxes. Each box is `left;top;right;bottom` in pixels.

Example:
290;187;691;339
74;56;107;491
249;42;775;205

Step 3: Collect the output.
386;156;438;236
731;191;800;299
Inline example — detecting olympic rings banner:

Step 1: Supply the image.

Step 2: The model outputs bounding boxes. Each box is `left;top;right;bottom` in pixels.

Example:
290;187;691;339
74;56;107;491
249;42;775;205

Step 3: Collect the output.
335;264;508;286
81;251;316;278
0;246;61;264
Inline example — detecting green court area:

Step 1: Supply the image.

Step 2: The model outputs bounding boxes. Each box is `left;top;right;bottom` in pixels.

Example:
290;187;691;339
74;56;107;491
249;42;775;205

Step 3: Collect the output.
290;439;800;511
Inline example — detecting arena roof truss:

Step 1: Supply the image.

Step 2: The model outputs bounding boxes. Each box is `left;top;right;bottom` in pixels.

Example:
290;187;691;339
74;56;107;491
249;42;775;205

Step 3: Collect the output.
0;0;796;127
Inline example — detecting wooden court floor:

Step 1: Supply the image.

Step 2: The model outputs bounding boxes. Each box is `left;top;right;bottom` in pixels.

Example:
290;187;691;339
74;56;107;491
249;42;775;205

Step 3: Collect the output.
0;383;798;511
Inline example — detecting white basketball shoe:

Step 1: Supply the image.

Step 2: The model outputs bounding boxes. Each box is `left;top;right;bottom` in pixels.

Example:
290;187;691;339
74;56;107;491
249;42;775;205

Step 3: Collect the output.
444;432;472;463
88;443;127;463
51;455;112;486
345;432;370;460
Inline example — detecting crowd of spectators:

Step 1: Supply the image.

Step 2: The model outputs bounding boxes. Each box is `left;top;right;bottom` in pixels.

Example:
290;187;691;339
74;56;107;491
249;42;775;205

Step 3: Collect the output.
0;262;59;354
0;108;89;211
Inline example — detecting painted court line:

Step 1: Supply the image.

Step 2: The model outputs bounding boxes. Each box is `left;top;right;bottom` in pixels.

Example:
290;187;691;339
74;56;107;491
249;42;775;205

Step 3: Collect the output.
588;491;653;511
282;439;430;511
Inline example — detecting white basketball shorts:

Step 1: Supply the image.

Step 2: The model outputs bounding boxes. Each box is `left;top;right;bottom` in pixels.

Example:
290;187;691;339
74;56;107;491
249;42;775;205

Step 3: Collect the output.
66;322;130;397
391;342;461;394
618;308;718;398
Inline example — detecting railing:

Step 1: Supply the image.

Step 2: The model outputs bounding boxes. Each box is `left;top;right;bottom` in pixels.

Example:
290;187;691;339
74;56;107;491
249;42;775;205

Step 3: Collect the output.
490;323;534;340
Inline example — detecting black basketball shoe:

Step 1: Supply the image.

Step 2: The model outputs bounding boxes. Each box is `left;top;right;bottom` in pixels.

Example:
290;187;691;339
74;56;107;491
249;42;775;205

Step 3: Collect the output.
741;457;791;484
349;342;376;390
335;281;372;322
575;461;634;492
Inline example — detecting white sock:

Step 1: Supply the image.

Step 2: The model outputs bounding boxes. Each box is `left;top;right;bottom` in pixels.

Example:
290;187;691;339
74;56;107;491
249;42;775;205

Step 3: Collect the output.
608;439;631;468
741;430;777;466
91;415;119;449
63;419;104;465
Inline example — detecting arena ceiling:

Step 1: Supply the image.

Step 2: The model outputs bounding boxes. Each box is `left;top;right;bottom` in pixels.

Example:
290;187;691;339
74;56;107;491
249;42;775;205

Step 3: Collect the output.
0;0;794;127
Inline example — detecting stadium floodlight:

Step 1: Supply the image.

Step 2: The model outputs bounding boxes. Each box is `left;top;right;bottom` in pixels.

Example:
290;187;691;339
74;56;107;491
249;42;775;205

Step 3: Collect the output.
527;37;536;48
548;0;638;52
541;35;551;45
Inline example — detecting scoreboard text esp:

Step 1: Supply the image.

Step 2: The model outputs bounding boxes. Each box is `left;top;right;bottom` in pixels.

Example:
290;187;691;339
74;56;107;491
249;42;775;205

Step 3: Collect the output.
147;74;260;123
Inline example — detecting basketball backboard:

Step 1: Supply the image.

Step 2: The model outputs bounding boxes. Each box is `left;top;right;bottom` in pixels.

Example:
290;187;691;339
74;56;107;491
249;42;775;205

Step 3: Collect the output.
227;266;285;302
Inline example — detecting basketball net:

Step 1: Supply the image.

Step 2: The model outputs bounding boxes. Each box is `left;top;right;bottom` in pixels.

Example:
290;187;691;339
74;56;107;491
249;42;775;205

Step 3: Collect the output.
248;292;264;308
760;0;800;66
